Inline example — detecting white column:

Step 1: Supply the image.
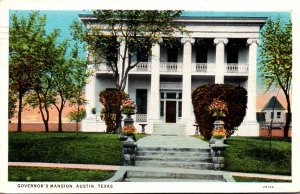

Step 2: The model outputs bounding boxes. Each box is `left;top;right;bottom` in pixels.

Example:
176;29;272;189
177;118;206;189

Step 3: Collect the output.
214;38;228;84
149;43;161;123
246;38;260;122
181;38;195;125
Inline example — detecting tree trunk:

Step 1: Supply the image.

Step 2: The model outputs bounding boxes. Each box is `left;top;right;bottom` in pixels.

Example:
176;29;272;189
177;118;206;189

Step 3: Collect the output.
17;92;23;132
284;93;291;138
58;109;63;132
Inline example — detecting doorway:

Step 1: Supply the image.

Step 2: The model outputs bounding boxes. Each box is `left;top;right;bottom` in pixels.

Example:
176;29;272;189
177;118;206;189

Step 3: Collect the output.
166;101;176;123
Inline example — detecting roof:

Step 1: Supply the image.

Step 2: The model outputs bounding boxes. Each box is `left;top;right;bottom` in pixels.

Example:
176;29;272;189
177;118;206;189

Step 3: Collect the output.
78;12;267;26
262;96;286;111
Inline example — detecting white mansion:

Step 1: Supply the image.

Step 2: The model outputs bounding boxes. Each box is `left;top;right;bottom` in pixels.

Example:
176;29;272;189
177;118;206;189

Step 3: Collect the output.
80;13;267;136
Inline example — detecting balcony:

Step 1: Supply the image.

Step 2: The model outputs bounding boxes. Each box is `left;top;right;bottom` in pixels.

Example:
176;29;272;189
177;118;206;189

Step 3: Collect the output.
160;62;183;73
131;62;151;73
192;63;216;74
225;63;248;75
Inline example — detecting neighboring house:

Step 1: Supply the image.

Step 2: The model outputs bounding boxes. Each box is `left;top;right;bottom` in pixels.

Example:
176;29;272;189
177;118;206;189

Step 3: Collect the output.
80;12;267;136
261;96;287;126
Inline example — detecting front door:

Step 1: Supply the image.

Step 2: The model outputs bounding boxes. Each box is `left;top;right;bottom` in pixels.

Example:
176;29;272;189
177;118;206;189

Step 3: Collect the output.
166;101;176;123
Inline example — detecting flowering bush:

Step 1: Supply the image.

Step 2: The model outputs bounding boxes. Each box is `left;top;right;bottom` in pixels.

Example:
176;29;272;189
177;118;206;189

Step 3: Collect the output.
123;125;136;135
211;127;227;139
208;98;228;119
121;98;137;115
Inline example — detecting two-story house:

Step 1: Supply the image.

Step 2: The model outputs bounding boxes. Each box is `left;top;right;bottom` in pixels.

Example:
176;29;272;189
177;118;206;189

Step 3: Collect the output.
80;12;267;136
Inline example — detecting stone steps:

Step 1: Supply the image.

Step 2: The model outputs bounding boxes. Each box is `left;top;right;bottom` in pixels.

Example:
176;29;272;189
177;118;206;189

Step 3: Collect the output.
135;160;214;170
122;167;227;182
136;155;212;162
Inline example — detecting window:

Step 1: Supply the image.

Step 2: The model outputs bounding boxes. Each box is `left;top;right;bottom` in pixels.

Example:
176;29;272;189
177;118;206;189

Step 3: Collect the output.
136;89;147;114
277;112;281;119
160;101;164;117
178;101;182;117
166;93;176;99
160;92;165;99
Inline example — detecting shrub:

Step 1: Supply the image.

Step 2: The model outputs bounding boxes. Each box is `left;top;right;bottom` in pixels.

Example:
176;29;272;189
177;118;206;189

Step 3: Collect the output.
99;89;128;133
192;84;247;140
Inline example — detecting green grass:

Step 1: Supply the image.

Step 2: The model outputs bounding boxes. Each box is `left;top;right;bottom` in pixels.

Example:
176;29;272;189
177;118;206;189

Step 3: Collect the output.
9;166;114;182
233;176;291;182
9;132;123;165
224;137;291;175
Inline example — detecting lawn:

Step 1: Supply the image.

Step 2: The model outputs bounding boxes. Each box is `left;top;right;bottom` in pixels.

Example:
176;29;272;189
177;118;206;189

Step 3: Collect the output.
224;137;291;175
9;132;123;165
9;166;114;182
233;176;291;182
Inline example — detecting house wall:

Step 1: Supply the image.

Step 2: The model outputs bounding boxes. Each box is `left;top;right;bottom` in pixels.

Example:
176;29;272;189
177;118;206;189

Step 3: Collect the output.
264;109;287;123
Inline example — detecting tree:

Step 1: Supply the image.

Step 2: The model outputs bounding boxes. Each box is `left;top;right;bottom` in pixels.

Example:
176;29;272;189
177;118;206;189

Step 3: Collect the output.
259;18;292;137
67;108;86;136
71;10;185;131
9;11;58;132
50;41;86;132
8;88;17;121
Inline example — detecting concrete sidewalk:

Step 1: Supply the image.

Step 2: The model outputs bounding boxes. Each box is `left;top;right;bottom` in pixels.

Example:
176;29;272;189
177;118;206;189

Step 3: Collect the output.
8;162;292;181
9;162;119;171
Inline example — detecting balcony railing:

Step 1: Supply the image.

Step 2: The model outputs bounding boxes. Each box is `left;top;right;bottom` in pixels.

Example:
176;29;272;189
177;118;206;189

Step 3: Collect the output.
131;62;151;72
135;114;147;122
225;63;248;74
192;63;216;73
160;62;183;72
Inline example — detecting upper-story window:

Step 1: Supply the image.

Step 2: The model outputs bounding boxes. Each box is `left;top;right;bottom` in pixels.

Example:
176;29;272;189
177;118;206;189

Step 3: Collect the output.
136;47;149;62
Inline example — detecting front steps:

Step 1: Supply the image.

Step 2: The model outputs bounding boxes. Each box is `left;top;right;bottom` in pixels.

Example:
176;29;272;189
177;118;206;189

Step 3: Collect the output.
135;147;213;170
153;123;186;136
120;166;233;182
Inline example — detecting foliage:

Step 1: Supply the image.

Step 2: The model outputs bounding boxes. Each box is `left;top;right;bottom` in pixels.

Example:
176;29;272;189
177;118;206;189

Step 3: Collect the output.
121;98;137;115
67;108;86;123
71;10;185;91
9;132;122;165
8;88;17;120
192;84;247;140
9;11;59;131
208;98;228;119
9;167;114;182
67;107;86;134
259;18;292;137
233;176;291;182
224;137;291;175
99;89;128;133
122;125;136;135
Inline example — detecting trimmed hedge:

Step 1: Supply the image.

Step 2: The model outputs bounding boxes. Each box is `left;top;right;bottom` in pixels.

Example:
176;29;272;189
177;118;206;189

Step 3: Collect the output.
99;89;128;133
192;84;247;140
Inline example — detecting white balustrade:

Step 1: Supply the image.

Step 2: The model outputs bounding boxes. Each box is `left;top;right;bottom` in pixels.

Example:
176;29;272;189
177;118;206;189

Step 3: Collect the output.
225;63;249;74
160;62;183;72
136;114;147;122
132;62;151;72
192;63;216;73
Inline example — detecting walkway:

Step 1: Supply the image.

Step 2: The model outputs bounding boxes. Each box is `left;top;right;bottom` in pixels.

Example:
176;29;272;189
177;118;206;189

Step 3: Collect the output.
8;162;292;181
9;162;119;171
137;135;210;149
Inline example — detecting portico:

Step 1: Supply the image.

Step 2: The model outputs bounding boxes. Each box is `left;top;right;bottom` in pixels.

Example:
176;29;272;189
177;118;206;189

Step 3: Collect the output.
81;15;266;136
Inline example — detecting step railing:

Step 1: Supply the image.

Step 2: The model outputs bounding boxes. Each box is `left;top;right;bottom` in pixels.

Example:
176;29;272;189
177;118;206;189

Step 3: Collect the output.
136;114;147;122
